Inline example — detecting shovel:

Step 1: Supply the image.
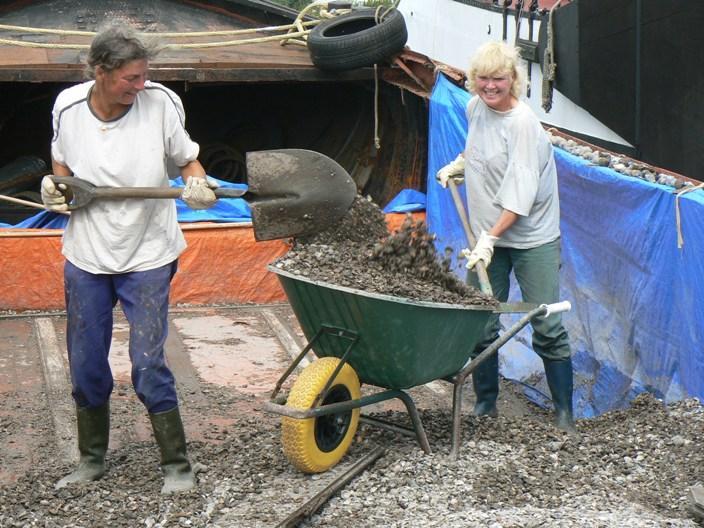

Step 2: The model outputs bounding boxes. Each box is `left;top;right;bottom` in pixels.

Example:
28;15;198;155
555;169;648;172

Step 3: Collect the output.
50;148;357;241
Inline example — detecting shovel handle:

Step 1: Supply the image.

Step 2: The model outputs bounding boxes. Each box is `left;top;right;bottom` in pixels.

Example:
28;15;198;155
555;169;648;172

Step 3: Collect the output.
91;187;246;200
447;179;493;297
50;176;246;210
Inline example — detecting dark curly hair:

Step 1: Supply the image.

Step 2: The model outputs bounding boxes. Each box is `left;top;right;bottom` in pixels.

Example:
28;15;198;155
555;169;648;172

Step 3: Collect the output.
85;23;160;79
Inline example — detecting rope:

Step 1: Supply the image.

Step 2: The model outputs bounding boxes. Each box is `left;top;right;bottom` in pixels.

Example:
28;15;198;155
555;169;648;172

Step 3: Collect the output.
280;1;351;46
0;18;323;49
514;0;524;44
373;63;381;150
0;21;318;37
541;0;561;113
375;0;401;23
0;28;314;50
675;182;704;249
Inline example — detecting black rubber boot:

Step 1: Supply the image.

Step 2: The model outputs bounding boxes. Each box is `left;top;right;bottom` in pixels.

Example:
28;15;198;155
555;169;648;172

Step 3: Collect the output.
543;357;577;433
55;402;110;489
471;353;499;417
149;407;196;494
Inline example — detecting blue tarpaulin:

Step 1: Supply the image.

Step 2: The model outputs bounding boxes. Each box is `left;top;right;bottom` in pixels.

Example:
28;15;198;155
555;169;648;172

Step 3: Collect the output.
382;189;426;213
427;73;704;417
0;176;251;229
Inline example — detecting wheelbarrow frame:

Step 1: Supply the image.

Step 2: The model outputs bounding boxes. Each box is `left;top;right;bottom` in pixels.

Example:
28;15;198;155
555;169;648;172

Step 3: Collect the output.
264;266;570;461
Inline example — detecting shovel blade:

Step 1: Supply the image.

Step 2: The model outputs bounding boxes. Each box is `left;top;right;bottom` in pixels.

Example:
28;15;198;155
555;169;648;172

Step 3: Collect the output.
245;149;357;241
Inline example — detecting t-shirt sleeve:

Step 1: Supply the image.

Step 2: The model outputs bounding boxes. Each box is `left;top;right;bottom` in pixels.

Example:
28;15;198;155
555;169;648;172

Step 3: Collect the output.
163;92;200;167
494;115;540;216
50;98;66;165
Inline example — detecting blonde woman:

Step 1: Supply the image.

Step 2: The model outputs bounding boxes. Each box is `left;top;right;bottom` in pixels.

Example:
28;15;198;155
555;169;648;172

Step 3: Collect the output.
437;40;575;432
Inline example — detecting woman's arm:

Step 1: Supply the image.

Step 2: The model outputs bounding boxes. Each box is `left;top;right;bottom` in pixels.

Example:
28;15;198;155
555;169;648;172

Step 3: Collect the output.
488;209;519;238
179;159;206;179
52;159;72;177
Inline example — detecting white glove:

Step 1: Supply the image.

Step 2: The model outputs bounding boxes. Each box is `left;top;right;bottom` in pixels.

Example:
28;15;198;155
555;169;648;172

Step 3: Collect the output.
435;154;465;188
181;176;218;210
40;175;69;212
461;231;499;269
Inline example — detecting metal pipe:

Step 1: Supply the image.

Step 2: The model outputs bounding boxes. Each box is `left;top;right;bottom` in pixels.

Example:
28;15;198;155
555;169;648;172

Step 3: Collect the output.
265;388;431;454
276;446;385;528
360;415;417;438
263;389;407;419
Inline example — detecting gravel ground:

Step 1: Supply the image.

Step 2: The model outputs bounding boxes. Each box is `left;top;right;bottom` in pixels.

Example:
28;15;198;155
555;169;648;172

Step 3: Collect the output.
2;195;703;526
1;380;704;527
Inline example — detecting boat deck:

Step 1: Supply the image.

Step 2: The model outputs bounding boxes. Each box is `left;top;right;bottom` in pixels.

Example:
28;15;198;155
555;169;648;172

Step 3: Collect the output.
0;302;462;485
0;0;374;82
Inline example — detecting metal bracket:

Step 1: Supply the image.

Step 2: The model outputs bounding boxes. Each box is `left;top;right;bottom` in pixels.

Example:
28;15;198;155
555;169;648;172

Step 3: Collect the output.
516;38;540;62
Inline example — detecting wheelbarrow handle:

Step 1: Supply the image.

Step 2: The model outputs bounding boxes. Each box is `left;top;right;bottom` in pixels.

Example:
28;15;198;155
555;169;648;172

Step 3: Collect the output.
539;300;572;317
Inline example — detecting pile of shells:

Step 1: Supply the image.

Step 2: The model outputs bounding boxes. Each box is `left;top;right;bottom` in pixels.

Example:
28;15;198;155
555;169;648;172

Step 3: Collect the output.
273;194;496;306
547;131;693;190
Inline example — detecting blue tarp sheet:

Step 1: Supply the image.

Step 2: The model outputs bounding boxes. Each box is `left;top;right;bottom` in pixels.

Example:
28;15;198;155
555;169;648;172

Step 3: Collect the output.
383;189;426;213
427;73;704;417
0;177;251;229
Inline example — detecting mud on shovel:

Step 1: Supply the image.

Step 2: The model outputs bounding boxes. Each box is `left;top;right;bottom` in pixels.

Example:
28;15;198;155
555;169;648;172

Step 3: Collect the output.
50;148;357;241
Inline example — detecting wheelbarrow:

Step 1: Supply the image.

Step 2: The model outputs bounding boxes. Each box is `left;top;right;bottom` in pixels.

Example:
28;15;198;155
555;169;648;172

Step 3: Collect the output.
263;266;571;473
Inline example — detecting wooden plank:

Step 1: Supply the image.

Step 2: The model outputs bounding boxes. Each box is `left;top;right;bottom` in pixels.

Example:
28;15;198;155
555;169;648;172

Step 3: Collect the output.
0;0;319;74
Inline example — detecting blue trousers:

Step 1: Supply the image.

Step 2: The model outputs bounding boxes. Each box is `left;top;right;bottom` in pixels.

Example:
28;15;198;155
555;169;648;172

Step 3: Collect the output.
64;260;179;413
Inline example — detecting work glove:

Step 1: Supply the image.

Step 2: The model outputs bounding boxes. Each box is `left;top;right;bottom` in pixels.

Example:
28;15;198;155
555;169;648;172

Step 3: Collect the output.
181;176;218;210
40;175;69;212
435;153;465;188
461;231;499;269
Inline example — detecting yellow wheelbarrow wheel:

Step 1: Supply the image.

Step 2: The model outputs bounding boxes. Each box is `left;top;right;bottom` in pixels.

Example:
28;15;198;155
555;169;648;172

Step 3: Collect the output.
282;357;361;473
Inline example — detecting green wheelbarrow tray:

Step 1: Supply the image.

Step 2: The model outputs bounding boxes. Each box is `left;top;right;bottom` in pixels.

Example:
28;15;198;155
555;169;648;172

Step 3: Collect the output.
264;266;571;466
272;267;495;388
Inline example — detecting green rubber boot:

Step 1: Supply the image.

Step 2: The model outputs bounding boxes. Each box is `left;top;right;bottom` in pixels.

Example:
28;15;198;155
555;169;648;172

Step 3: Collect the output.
543;357;577;433
55;402;110;489
149;407;196;494
471;353;499;417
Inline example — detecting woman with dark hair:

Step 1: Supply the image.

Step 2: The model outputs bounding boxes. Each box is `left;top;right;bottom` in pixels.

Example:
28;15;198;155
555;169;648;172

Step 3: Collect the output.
42;23;215;493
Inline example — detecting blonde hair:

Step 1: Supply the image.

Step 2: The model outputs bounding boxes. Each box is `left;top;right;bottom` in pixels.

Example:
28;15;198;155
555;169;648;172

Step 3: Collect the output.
466;41;526;99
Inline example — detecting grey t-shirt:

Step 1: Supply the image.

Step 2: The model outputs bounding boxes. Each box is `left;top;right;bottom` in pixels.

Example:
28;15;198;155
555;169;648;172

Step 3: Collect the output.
463;97;560;249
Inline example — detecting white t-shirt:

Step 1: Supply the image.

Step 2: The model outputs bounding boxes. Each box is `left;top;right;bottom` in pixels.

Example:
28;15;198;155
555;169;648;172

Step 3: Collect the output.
463;97;560;249
51;80;199;273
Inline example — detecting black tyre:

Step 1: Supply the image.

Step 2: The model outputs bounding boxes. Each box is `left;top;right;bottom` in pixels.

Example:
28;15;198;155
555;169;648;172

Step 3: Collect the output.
307;8;408;72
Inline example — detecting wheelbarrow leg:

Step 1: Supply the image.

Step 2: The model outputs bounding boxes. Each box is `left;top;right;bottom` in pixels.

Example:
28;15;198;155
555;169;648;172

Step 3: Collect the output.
397;390;432;454
359;389;431;454
449;305;552;460
450;380;466;461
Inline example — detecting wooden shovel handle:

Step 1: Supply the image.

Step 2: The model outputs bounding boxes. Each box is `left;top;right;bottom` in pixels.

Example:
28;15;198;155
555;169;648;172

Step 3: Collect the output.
91;187;246;199
447;179;493;297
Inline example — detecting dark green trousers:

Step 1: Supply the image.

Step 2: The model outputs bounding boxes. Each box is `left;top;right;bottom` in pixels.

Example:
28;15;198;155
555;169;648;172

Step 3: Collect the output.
468;238;571;361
